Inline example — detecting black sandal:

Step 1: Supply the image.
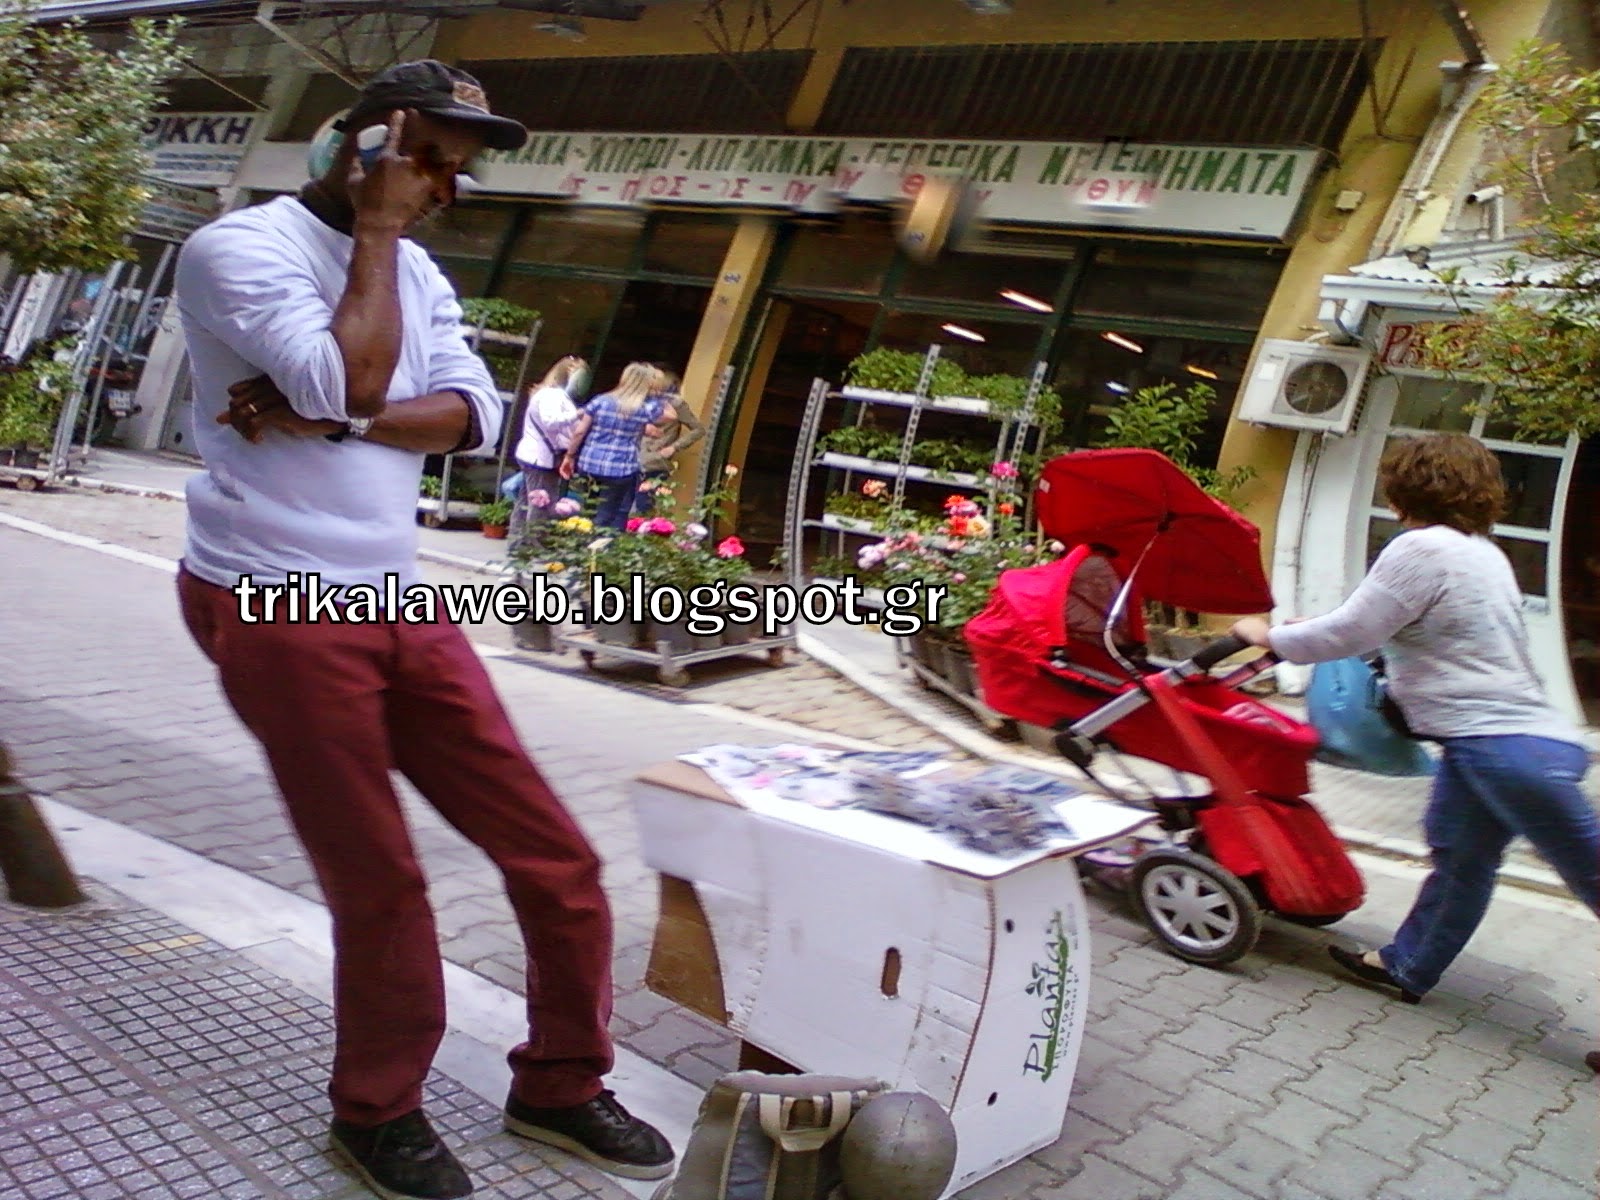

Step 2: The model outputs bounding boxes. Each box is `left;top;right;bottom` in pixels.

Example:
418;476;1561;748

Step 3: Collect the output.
1328;945;1422;1005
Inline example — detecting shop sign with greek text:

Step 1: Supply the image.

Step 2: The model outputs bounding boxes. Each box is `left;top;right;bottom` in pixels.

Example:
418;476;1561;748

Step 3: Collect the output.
140;112;260;187
476;133;1323;240
1376;315;1481;371
137;177;222;243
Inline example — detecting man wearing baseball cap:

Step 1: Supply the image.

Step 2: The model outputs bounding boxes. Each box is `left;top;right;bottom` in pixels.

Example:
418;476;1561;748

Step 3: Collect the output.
170;61;673;1200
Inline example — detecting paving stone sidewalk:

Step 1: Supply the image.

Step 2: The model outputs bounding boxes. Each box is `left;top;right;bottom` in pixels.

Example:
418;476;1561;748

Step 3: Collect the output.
0;885;631;1200
2;492;1598;1199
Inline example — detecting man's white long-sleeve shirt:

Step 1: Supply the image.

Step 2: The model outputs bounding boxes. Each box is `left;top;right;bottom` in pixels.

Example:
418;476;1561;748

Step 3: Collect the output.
172;195;501;591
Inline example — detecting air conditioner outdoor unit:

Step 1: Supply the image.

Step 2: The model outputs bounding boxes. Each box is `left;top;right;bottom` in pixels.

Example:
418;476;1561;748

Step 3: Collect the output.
1236;339;1376;436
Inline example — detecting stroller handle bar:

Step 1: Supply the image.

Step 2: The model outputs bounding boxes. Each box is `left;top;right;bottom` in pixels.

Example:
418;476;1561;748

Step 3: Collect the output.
1191;634;1253;672
1055;631;1281;749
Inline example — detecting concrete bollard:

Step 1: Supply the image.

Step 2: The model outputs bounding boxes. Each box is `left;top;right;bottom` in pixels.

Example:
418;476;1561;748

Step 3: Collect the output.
0;742;88;909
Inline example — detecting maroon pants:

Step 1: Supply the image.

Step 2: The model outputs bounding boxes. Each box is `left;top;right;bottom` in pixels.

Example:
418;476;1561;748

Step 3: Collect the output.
177;565;614;1125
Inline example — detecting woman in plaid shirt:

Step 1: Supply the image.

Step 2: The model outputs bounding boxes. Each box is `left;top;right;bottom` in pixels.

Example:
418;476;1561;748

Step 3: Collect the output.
561;362;677;529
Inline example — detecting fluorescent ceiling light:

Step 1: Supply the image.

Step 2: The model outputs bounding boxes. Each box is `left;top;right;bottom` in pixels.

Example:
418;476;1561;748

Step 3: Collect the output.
1100;331;1145;354
536;15;587;40
1106;381;1130;394
941;323;986;342
960;0;1013;12
999;288;1052;313
1185;364;1220;380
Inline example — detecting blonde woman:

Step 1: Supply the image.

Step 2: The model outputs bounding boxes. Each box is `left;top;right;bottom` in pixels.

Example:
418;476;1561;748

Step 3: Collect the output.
511;355;588;543
561;362;676;529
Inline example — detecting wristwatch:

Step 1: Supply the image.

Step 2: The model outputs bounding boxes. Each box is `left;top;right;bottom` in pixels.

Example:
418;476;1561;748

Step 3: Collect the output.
325;415;376;443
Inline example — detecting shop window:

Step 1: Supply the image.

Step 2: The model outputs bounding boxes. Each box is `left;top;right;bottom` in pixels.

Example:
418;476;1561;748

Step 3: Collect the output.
491;275;622;371
1388;376;1477;433
435;257;492;300
875;310;1046;380
1075;245;1284;330
896;248;1071;309
1494;450;1562;530
1495;536;1550;597
1372;517;1559;599
507;208;644;272
1048;327;1248;465
1366;515;1403;565
590;281;713;389
1482;407;1567;447
415;203;517;262
773;215;896;295
642;213;737;279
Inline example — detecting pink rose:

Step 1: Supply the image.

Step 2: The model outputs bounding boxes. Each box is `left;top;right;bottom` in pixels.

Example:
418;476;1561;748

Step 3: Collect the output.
552;497;581;517
626;517;645;533
716;536;745;559
528;488;551;508
644;518;677;535
990;461;1019;479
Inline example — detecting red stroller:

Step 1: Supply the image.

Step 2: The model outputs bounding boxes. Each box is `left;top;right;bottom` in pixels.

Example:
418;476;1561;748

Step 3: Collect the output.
966;448;1364;964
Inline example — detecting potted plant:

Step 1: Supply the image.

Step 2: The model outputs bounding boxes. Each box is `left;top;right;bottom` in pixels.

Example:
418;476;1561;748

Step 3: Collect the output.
460;297;541;394
479;496;514;538
864;485;1057;699
967;371;1065;439
842;347;966;401
0;351;74;470
1091;379;1257;644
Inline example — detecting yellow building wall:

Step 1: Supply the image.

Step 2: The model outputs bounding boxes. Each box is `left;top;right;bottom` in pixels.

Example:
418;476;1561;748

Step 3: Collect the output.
436;0;1562;579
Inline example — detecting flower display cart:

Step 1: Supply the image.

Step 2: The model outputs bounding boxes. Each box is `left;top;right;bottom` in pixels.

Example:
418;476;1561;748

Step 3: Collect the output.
516;479;800;687
556;624;797;689
894;629;1019;738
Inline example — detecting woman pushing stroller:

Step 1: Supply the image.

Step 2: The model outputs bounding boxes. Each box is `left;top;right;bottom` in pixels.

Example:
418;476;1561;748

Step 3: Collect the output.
1231;433;1599;1024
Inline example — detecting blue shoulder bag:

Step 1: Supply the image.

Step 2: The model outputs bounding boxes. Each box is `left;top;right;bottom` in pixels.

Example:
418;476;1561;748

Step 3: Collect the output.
1305;655;1436;777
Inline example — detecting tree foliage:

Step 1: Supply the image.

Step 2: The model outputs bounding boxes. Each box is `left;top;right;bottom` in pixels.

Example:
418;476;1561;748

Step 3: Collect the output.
1420;40;1600;440
1092;379;1255;504
0;1;185;274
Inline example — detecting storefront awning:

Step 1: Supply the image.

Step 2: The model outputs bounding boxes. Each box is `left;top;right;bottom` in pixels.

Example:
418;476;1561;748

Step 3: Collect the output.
1319;237;1578;319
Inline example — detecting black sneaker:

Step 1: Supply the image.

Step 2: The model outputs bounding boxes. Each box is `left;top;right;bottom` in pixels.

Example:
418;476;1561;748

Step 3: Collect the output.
329;1109;473;1200
504;1088;674;1180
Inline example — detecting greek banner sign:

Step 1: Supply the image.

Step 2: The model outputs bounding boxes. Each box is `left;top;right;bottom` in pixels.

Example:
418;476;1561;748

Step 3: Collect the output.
475;133;1324;240
140;112;260;187
137;177;222;243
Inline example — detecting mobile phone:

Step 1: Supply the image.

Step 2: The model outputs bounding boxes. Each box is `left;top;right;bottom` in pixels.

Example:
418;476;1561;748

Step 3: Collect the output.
354;124;389;168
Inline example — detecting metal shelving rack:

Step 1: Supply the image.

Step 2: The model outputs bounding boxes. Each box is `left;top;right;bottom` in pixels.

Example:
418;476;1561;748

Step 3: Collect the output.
421;318;541;527
783;345;1052;605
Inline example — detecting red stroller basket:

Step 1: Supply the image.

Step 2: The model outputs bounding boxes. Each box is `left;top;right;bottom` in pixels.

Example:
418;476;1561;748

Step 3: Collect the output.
965;449;1365;964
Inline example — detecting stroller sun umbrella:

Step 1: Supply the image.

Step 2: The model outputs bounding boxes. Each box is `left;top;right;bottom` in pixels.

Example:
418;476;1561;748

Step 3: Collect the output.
1034;448;1275;616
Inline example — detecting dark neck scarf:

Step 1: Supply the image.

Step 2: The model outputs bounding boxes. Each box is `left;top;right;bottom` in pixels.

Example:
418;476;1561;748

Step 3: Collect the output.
296;179;355;236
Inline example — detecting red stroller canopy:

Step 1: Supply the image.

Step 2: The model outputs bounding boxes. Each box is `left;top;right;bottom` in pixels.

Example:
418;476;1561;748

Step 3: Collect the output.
1035;448;1274;616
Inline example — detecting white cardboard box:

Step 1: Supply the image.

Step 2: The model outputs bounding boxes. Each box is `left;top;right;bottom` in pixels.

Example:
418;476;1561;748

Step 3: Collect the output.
630;759;1151;1196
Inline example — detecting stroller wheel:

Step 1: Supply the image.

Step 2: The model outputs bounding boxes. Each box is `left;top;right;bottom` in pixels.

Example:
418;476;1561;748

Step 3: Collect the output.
1129;849;1262;966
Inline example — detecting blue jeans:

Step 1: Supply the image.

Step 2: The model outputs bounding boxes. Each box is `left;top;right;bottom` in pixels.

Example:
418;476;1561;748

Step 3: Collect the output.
585;473;638;531
1381;735;1600;995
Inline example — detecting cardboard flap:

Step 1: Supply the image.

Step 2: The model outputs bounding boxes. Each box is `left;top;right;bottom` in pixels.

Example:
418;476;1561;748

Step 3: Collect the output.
634;760;743;807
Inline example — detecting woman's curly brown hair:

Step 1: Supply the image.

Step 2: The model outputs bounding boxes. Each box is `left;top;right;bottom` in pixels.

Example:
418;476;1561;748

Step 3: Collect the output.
1378;433;1506;536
